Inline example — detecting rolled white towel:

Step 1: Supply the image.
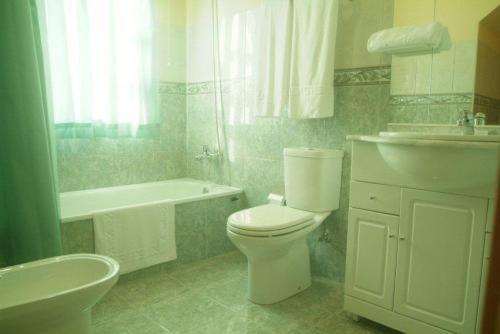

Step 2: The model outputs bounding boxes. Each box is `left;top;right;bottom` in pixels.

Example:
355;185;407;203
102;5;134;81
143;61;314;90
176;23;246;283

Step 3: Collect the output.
367;22;452;56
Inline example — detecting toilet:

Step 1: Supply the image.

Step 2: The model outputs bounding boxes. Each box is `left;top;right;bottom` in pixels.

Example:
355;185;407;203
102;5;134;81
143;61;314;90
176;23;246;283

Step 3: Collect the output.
0;253;119;334
227;148;343;304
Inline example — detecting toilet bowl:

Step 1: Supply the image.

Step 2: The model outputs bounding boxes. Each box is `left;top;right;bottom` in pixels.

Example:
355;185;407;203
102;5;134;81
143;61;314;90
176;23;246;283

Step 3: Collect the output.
227;204;330;304
227;148;344;304
0;253;119;334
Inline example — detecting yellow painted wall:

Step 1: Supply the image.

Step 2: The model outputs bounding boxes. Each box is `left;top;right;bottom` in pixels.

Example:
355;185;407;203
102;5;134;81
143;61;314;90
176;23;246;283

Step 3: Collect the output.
435;0;500;41
394;0;500;41
154;0;187;82
393;0;434;26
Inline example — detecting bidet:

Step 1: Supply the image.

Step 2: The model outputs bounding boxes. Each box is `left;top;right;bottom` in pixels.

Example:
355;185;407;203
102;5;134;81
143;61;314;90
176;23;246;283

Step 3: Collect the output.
0;253;119;334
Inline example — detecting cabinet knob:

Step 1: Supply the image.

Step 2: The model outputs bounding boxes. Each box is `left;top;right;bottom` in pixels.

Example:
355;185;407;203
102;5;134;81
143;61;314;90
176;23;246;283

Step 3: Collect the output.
399;236;406;240
369;194;376;200
388;234;395;238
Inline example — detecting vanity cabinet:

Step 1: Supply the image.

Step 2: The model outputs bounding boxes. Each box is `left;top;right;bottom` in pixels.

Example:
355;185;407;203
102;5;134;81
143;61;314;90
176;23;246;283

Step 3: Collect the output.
345;208;398;310
395;189;486;334
344;138;497;334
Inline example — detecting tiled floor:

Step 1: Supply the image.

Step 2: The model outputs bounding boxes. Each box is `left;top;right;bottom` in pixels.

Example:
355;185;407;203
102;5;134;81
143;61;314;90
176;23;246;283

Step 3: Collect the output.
92;251;400;334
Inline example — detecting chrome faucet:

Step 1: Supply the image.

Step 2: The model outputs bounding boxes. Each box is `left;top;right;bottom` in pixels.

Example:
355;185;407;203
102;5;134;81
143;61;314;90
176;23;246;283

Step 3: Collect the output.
195;145;221;161
456;111;487;135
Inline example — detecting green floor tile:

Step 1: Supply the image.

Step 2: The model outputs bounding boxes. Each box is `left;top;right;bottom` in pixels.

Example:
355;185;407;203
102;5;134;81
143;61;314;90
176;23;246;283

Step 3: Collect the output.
91;251;400;334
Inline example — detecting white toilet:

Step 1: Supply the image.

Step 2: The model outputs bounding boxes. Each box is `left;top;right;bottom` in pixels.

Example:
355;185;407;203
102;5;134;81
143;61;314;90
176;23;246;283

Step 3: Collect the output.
227;148;343;304
0;254;119;334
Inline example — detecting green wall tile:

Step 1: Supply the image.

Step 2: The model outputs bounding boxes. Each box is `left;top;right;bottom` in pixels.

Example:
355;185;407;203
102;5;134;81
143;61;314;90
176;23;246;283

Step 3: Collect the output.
57;85;187;192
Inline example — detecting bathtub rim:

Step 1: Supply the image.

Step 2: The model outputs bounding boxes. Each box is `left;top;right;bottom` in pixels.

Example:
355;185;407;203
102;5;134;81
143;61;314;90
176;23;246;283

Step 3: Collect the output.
59;178;242;224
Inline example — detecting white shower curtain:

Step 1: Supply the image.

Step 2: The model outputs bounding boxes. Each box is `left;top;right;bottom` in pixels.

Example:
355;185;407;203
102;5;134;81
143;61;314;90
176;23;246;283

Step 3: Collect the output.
214;0;338;120
36;0;158;137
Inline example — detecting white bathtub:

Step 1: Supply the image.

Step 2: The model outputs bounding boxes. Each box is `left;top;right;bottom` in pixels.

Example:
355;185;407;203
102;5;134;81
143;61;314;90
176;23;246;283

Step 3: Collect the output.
59;178;242;223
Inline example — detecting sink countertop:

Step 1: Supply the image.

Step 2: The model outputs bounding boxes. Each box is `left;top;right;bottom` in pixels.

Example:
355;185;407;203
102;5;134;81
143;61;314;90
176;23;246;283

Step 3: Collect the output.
379;131;500;142
346;134;500;150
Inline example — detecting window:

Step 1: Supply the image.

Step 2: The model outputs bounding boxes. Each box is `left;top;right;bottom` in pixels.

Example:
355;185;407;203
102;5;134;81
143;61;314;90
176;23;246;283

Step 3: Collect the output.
37;0;158;138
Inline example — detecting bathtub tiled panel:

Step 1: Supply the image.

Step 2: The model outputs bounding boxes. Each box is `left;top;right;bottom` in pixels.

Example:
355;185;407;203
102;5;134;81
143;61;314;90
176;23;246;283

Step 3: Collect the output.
60;194;243;265
61;219;95;254
185;80;391;282
57;84;187;192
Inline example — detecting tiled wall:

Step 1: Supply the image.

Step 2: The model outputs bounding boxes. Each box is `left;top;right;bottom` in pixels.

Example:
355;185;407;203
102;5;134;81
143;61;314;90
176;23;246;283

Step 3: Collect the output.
185;70;391;281
390;0;500;122
58;0;400;282
183;0;395;282
61;194;243;264
56;85;187;192
391;41;477;97
385;93;473;124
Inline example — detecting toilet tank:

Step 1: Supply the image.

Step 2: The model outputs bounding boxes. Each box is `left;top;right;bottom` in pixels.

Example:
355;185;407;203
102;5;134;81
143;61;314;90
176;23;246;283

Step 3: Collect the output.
284;148;344;212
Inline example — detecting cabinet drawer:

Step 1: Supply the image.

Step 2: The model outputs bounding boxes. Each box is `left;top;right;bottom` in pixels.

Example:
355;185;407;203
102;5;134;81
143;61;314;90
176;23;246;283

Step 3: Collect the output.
350;181;400;215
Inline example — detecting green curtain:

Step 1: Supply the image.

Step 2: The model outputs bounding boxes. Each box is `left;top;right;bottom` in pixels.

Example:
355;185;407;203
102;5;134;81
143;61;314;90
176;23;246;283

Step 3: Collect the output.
0;0;62;266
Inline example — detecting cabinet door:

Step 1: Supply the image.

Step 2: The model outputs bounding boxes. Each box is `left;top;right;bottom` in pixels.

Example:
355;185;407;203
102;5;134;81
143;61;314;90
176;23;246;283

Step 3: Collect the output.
395;189;487;334
345;208;399;310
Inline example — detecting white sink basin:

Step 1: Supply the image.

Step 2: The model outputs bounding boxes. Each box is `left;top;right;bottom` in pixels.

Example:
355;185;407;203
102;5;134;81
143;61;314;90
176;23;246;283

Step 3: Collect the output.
348;134;500;197
380;131;500;143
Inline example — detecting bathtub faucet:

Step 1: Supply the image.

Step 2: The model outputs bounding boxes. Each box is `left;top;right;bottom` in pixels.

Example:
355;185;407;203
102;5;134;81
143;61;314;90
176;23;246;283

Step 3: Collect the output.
195;145;221;161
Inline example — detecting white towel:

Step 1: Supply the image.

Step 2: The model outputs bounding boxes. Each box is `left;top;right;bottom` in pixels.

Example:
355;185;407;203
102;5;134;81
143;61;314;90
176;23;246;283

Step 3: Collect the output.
287;0;339;119
254;0;292;118
93;201;176;274
367;22;452;56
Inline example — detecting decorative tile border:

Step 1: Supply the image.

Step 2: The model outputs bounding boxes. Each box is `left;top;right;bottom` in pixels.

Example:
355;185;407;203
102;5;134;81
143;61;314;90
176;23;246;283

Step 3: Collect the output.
389;93;473;106
186;81;217;95
159;81;186;95
334;66;391;86
186;79;244;95
182;65;393;94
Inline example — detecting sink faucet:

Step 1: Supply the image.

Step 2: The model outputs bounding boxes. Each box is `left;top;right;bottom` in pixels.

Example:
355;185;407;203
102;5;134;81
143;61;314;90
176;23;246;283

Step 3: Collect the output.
456;111;487;135
195;145;221;161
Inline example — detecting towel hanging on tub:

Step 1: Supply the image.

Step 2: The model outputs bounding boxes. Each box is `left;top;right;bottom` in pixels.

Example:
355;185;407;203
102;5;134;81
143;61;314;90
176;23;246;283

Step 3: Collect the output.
93;200;176;274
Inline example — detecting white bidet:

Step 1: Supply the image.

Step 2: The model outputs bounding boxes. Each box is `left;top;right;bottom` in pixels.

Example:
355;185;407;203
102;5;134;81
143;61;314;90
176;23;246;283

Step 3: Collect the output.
0;253;119;334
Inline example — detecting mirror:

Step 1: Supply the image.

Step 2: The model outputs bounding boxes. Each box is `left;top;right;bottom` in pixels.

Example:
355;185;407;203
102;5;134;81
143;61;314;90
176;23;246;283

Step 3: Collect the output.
389;0;500;125
474;5;500;124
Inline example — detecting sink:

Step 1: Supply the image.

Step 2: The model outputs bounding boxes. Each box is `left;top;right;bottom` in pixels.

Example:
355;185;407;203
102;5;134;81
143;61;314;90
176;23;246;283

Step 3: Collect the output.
379;131;500;142
348;133;500;197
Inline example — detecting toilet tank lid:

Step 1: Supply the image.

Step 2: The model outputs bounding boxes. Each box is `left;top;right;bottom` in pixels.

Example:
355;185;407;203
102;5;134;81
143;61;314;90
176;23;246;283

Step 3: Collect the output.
284;147;344;159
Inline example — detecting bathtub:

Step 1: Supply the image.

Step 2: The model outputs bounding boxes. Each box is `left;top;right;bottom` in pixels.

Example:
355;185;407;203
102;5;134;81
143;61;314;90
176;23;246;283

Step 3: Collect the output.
59;179;244;264
60;178;242;223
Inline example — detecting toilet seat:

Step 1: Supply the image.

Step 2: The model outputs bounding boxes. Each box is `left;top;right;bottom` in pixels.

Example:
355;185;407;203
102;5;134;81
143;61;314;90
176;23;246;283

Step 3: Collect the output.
227;204;315;237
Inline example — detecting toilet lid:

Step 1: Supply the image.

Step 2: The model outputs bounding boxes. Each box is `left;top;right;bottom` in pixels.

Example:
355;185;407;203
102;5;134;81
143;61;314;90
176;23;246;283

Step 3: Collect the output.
228;204;314;232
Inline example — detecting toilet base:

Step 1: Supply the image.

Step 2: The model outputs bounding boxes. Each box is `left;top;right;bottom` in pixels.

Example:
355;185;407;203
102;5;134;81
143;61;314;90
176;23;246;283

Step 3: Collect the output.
247;237;312;304
8;309;91;334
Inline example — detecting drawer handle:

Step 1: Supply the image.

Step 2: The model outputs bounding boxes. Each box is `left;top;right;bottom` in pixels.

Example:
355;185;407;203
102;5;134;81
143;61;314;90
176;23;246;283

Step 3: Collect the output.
369;194;376;200
399;235;406;240
388;234;395;238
